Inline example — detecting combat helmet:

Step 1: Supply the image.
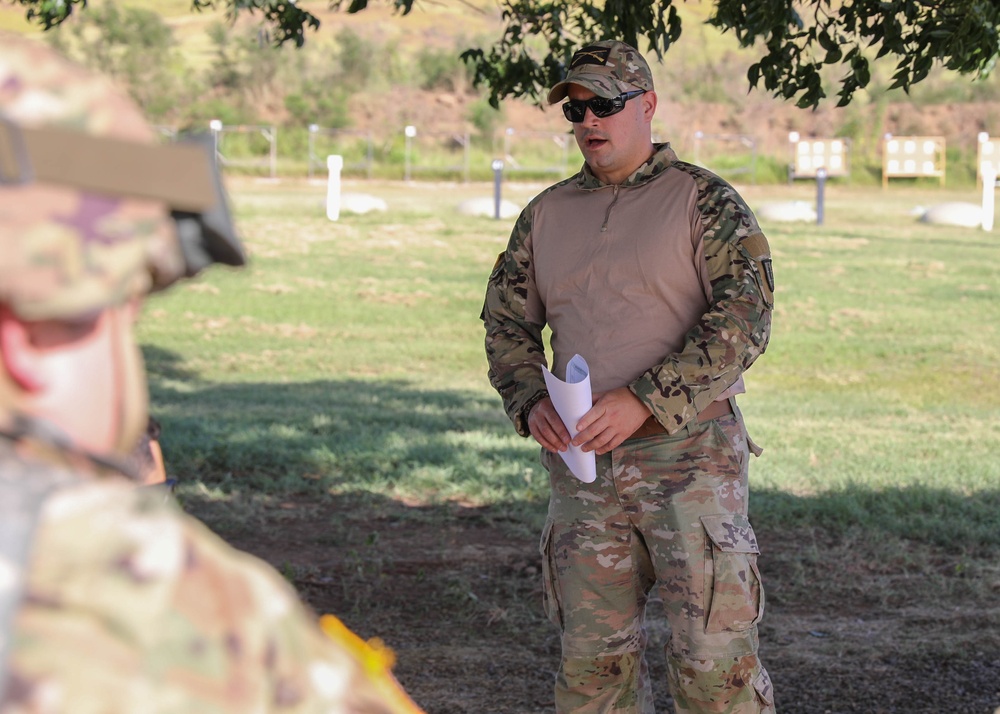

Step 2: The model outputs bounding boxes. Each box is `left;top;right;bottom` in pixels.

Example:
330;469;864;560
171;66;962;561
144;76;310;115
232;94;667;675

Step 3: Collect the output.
0;32;245;322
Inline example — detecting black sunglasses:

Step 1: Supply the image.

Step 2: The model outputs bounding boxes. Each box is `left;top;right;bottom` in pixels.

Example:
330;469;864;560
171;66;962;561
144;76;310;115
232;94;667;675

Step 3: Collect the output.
562;90;646;123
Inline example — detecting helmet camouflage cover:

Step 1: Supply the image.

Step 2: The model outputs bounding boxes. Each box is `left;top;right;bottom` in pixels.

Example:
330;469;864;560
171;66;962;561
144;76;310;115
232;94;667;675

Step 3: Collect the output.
0;32;244;322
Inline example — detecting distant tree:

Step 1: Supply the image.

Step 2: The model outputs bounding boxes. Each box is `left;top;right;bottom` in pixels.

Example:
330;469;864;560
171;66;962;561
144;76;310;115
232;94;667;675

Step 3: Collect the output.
44;1;180;120
335;27;377;90
280;30;372;128
11;0;1000;109
205;21;282;97
416;44;474;92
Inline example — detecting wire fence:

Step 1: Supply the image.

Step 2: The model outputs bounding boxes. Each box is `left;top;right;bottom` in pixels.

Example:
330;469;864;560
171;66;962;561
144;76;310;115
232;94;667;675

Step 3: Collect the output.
155;121;997;188
158;122;581;182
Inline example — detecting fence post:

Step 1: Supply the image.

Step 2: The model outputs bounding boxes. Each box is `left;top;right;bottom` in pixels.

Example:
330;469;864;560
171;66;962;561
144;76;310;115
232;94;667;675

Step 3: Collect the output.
327;155;344;221
491;159;504;220
209;119;222;167
816;167;827;225
308;124;319;179
404;125;416;181
982;164;995;231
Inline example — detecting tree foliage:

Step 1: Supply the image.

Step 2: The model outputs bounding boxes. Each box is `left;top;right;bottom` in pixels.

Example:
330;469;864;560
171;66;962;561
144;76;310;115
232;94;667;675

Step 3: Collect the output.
712;0;1000;108
43;1;181;117
11;0;1000;109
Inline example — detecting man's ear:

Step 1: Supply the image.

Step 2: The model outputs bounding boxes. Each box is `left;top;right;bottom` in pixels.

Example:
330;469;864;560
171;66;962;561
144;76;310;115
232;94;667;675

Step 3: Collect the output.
0;306;45;392
643;91;658;121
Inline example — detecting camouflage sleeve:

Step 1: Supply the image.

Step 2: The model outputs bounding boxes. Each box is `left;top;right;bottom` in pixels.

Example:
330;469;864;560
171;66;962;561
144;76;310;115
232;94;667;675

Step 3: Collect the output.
4;482;423;714
630;174;774;434
481;205;549;437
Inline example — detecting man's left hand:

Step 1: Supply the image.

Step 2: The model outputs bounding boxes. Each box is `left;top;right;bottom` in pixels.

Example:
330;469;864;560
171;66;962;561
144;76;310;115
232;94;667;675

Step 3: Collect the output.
572;388;652;455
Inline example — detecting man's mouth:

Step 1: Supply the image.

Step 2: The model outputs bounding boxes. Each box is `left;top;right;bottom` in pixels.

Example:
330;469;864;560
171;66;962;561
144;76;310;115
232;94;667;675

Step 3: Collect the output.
583;134;608;149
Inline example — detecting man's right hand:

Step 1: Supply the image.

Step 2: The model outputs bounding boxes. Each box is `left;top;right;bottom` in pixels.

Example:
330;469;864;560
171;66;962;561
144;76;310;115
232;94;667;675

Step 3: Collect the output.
527;397;571;453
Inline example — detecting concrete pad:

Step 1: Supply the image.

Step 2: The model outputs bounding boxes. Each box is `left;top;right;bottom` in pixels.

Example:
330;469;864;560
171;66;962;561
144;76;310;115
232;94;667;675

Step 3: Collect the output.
919;202;982;228
457;197;521;219
340;193;388;214
755;201;817;223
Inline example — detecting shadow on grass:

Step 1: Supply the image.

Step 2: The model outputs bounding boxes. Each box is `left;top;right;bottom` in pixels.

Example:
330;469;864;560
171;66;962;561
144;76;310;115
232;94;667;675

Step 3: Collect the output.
143;344;1000;555
143;343;547;507
752;486;1000;555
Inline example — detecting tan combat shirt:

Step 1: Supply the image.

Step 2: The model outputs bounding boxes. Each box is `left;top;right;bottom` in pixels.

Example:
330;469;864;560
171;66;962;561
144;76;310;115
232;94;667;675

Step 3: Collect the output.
483;143;774;436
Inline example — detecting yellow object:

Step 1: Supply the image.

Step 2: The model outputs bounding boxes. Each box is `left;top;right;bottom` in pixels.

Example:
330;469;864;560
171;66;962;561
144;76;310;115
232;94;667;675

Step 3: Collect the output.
319;614;396;673
319;614;426;714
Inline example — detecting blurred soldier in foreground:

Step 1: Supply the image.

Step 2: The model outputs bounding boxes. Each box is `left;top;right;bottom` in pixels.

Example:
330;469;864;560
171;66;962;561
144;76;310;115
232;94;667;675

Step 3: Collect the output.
126;417;170;488
0;33;423;713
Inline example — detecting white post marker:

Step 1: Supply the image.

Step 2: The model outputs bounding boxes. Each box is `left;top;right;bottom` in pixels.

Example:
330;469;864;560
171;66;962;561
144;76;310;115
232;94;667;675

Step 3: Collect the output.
209;119;223;167
982;163;996;232
404;125;417;182
326;154;344;221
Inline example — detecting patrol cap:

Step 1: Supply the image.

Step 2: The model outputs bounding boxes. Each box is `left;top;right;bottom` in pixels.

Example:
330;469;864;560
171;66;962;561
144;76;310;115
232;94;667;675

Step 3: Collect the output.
547;40;654;105
0;33;245;322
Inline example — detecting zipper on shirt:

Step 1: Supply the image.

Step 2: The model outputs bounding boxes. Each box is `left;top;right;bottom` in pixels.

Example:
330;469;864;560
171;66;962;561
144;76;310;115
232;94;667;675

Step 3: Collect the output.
600;184;621;232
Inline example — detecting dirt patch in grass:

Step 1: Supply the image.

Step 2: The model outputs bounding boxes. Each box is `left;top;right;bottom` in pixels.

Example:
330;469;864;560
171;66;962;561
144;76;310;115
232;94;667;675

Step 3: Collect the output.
191;494;1000;714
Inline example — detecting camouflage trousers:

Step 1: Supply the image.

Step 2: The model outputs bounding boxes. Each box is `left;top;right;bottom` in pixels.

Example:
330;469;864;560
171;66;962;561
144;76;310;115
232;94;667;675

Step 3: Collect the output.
539;402;775;714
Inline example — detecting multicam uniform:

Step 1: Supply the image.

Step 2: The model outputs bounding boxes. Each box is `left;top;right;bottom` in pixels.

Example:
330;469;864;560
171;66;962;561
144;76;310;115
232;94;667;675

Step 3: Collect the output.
0;32;423;714
0;421;422;714
483;144;776;713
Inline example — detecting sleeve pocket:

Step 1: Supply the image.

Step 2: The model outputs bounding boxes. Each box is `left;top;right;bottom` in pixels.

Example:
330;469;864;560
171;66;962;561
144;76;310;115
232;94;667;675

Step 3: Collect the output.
701;513;764;633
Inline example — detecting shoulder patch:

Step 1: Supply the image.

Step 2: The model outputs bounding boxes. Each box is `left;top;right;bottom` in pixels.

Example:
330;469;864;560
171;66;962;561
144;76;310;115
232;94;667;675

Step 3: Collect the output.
742;233;770;260
742;232;774;304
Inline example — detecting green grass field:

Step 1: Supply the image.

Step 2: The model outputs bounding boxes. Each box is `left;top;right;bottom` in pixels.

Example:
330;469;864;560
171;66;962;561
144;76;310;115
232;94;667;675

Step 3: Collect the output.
139;178;1000;555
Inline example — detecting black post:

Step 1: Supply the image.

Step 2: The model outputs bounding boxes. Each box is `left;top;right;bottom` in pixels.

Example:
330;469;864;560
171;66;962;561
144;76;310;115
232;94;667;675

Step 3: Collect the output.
816;167;827;225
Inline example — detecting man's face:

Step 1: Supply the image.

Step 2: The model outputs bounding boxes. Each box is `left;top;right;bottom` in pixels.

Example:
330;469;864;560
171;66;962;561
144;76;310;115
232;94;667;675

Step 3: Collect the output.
27;301;148;456
568;84;656;185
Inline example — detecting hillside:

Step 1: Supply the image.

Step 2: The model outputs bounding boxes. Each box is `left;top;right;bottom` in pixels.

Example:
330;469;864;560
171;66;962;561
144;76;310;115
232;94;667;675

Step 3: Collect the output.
4;0;1000;177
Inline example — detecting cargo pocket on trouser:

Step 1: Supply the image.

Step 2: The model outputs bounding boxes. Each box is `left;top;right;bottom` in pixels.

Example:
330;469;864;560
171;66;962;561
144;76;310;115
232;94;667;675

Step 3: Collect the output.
539;518;564;630
701;513;764;633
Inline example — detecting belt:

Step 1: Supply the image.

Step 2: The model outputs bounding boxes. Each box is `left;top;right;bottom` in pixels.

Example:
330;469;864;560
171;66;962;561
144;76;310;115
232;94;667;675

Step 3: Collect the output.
626;399;734;441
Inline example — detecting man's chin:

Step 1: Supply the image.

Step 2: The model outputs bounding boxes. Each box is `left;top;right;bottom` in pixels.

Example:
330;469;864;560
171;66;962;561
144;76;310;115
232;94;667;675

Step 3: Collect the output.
585;153;616;174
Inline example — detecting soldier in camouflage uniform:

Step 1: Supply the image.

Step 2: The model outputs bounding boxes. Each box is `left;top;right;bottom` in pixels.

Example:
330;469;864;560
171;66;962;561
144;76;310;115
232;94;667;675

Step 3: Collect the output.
482;41;776;713
0;34;423;714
